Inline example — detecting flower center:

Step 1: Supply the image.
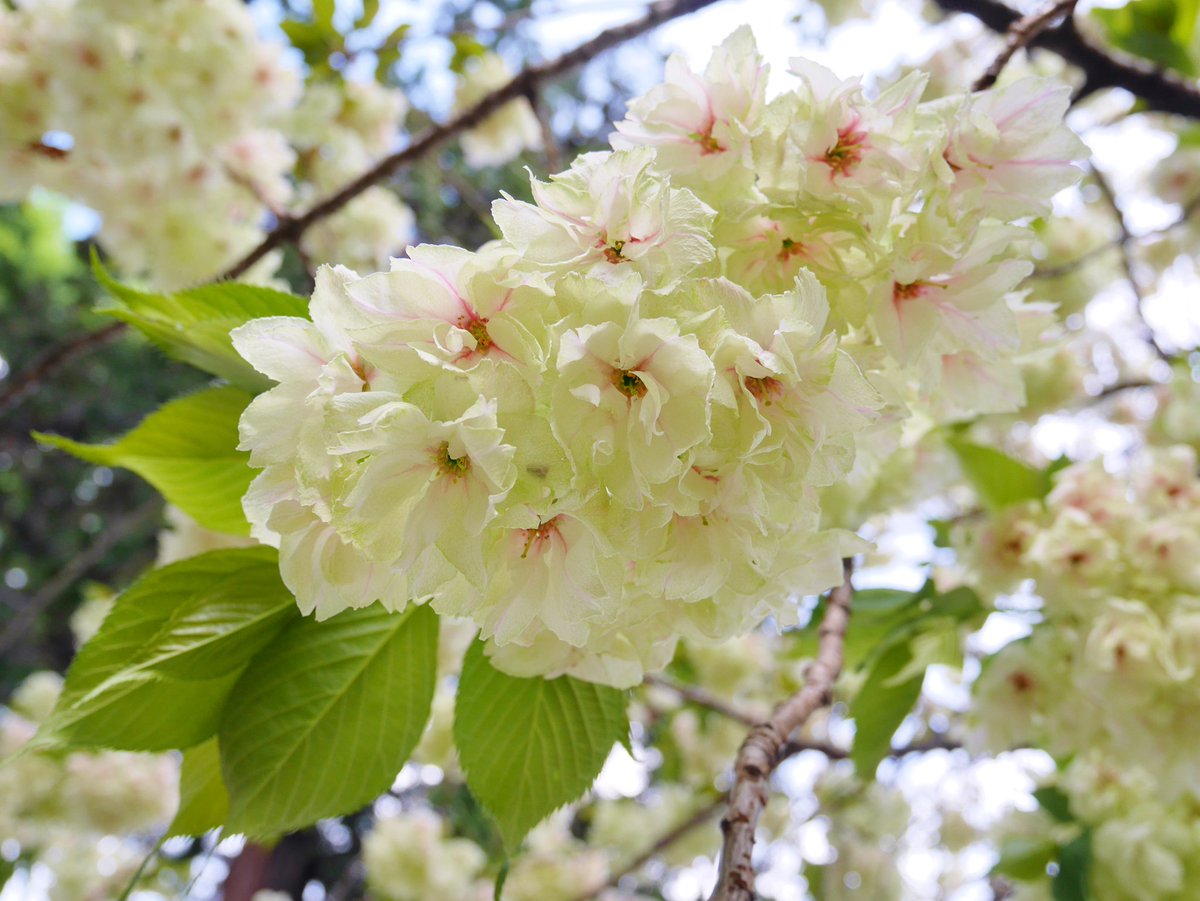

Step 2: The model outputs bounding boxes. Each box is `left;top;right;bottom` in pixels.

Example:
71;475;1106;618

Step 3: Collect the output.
603;239;628;264
777;237;805;262
612;367;648;398
520;516;561;559
824;122;868;177
892;281;928;303
434;441;471;480
458;315;493;353
688;128;724;155
744;375;785;405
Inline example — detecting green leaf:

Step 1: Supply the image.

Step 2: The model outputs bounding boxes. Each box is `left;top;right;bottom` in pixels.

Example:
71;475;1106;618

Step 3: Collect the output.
1034;786;1075;823
169;738;230;837
949;439;1049;512
35;386;254;535
454;642;629;851
93;254;309;391
312;0;335;30
35;549;297;752
849;639;925;777
281;19;332;68
1091;0;1197;76
449;33;488;74
375;23;410;74
993;836;1057;881
220;603;438;837
356;0;380;28
1052;830;1093;901
852;588;919;615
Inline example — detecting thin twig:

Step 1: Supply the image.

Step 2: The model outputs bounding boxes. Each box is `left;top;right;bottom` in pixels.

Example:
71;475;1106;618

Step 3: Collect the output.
643;673;760;728
707;559;855;901
972;0;1078;92
221;0;723;281
568;795;726;901
1032;191;1200;280
935;0;1200;118
527;87;564;174
0;0;727;416
0;497;161;655
1091;165;1171;361
0;321;126;418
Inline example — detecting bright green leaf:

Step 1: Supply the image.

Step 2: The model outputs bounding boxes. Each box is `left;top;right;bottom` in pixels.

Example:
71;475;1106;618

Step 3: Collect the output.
454;641;628;852
357;0;380;28
993;835;1057;881
34;548;296;752
1052;830;1093;901
949;439;1049;512
93;255;308;391
853;588;919;615
449;33;488;74
1091;0;1197;76
312;0;335;30
220;604;438;837
169;737;230;837
1034;786;1075;823
375;23;410;74
849;639;925;777
36;386;254;535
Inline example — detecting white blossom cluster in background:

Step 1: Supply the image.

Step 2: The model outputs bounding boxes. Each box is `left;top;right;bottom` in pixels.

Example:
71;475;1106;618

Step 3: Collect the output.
0;0;424;288
0;673;177;900
959;446;1200;900
232;27;1084;687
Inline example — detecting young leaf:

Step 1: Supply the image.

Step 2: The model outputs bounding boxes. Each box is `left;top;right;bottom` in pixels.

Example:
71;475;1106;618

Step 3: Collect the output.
993;835;1057;881
1052;830;1093;901
220;603;439;837
949;439;1049;512
1034;786;1075;823
169;737;230;838
36;386;254;535
848;639;925;777
454;642;629;852
93;256;309;391
35;548;297;752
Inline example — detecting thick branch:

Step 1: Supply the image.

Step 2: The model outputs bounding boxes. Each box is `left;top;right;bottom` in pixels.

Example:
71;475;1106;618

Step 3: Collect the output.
0;0;726;416
973;0;1078;92
708;560;855;901
934;0;1200;118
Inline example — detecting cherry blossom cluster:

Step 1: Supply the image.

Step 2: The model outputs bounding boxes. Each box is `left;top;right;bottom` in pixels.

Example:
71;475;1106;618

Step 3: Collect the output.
0;0;302;287
0;0;419;288
963;447;1200;801
233;28;1083;686
1;671;177;900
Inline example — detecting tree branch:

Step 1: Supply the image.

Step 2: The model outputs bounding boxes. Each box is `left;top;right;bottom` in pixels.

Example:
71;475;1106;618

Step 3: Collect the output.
568;795;726;901
221;0;724;280
707;559;855;901
972;0;1078;92
1090;164;1170;360
0;320;126;418
0;0;727;416
934;0;1200;118
643;672;760;728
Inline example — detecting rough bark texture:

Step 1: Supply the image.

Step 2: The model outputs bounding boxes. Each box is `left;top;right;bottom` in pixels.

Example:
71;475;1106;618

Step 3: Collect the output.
708;560;854;901
937;0;1200;117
